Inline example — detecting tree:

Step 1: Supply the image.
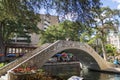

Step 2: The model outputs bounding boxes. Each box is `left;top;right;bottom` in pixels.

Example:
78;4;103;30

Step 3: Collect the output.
88;7;120;61
0;0;101;61
79;28;94;43
0;0;41;61
106;44;117;56
40;20;86;44
31;0;100;23
0;0;101;43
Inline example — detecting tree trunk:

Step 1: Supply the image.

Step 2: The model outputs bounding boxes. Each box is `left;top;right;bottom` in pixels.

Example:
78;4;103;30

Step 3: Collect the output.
101;40;107;61
0;22;5;61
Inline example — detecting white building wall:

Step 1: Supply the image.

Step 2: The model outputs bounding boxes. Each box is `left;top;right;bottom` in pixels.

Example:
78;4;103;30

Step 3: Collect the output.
107;32;120;52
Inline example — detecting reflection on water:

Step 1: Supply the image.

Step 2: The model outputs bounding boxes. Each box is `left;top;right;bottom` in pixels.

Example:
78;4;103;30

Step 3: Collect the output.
42;64;120;80
60;69;120;80
76;69;120;80
83;70;120;80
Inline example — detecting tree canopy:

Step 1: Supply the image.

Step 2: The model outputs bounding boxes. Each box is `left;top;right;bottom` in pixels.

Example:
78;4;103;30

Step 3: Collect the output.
1;0;101;22
106;44;117;54
40;0;100;23
0;0;41;55
39;20;88;44
86;7;120;60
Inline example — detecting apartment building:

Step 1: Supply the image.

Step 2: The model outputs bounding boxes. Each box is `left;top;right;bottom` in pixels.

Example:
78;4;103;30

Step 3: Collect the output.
30;14;59;46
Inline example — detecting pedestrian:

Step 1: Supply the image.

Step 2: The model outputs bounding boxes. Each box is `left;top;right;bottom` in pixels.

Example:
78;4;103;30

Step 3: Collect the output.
113;58;119;67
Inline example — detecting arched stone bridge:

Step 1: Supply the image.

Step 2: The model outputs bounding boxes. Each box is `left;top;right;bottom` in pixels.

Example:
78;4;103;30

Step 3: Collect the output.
0;40;119;76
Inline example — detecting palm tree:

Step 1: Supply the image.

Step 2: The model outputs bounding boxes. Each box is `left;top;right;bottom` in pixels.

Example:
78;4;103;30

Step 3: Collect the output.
89;7;120;61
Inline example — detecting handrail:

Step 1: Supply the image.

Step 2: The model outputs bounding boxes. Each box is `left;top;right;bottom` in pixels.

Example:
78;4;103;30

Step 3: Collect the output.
8;40;61;72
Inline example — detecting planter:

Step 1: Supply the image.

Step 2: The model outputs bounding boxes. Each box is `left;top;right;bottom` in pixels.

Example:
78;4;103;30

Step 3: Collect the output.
8;70;54;80
8;67;37;80
12;67;36;74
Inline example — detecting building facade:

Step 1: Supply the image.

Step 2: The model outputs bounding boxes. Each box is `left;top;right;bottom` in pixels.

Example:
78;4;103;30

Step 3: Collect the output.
30;14;59;46
107;31;120;52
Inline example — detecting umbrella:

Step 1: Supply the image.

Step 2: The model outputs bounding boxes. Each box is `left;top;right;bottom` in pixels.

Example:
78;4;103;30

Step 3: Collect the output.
61;52;67;57
68;53;73;58
7;53;16;57
53;53;62;57
55;54;62;57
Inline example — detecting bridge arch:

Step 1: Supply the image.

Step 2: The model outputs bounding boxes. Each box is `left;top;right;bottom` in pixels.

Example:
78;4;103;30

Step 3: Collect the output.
15;40;111;71
54;48;101;70
47;45;110;70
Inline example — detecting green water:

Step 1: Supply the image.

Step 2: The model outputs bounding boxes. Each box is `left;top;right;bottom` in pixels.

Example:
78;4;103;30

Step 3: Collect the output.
81;70;120;80
45;67;120;80
43;64;120;80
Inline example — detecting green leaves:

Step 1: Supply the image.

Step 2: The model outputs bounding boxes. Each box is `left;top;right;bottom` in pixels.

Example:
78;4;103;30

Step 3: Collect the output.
39;20;87;44
106;44;117;54
0;0;41;44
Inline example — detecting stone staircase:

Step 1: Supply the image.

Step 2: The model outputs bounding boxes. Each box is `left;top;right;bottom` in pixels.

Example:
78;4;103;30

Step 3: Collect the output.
0;43;51;76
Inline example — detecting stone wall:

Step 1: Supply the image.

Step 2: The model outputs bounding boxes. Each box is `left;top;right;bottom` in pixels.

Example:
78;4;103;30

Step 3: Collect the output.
42;62;82;76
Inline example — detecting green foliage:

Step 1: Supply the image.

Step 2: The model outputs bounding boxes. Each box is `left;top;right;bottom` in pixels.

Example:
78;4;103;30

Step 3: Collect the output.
0;0;101;43
0;63;4;68
0;0;100;22
30;0;100;23
1;16;40;44
0;62;7;68
0;0;42;55
0;0;41;44
80;28;95;43
86;7;120;60
40;20;86;44
105;44;117;54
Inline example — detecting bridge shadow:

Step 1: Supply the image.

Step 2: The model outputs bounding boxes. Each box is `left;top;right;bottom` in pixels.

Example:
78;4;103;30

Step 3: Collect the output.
62;49;101;70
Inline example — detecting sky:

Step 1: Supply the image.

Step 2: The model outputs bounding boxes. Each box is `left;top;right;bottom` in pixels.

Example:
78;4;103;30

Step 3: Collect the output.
38;0;120;15
101;0;120;9
101;0;120;30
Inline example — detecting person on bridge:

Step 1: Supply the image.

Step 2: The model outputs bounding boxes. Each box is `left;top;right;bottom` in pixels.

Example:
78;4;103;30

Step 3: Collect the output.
113;58;120;67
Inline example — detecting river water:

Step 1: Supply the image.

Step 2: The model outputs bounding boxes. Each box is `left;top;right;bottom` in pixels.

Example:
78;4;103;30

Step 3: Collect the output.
43;52;120;80
43;64;120;80
56;68;120;80
80;69;120;80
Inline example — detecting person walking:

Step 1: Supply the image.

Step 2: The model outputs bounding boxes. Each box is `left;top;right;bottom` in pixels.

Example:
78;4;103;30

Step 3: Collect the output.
113;58;119;67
